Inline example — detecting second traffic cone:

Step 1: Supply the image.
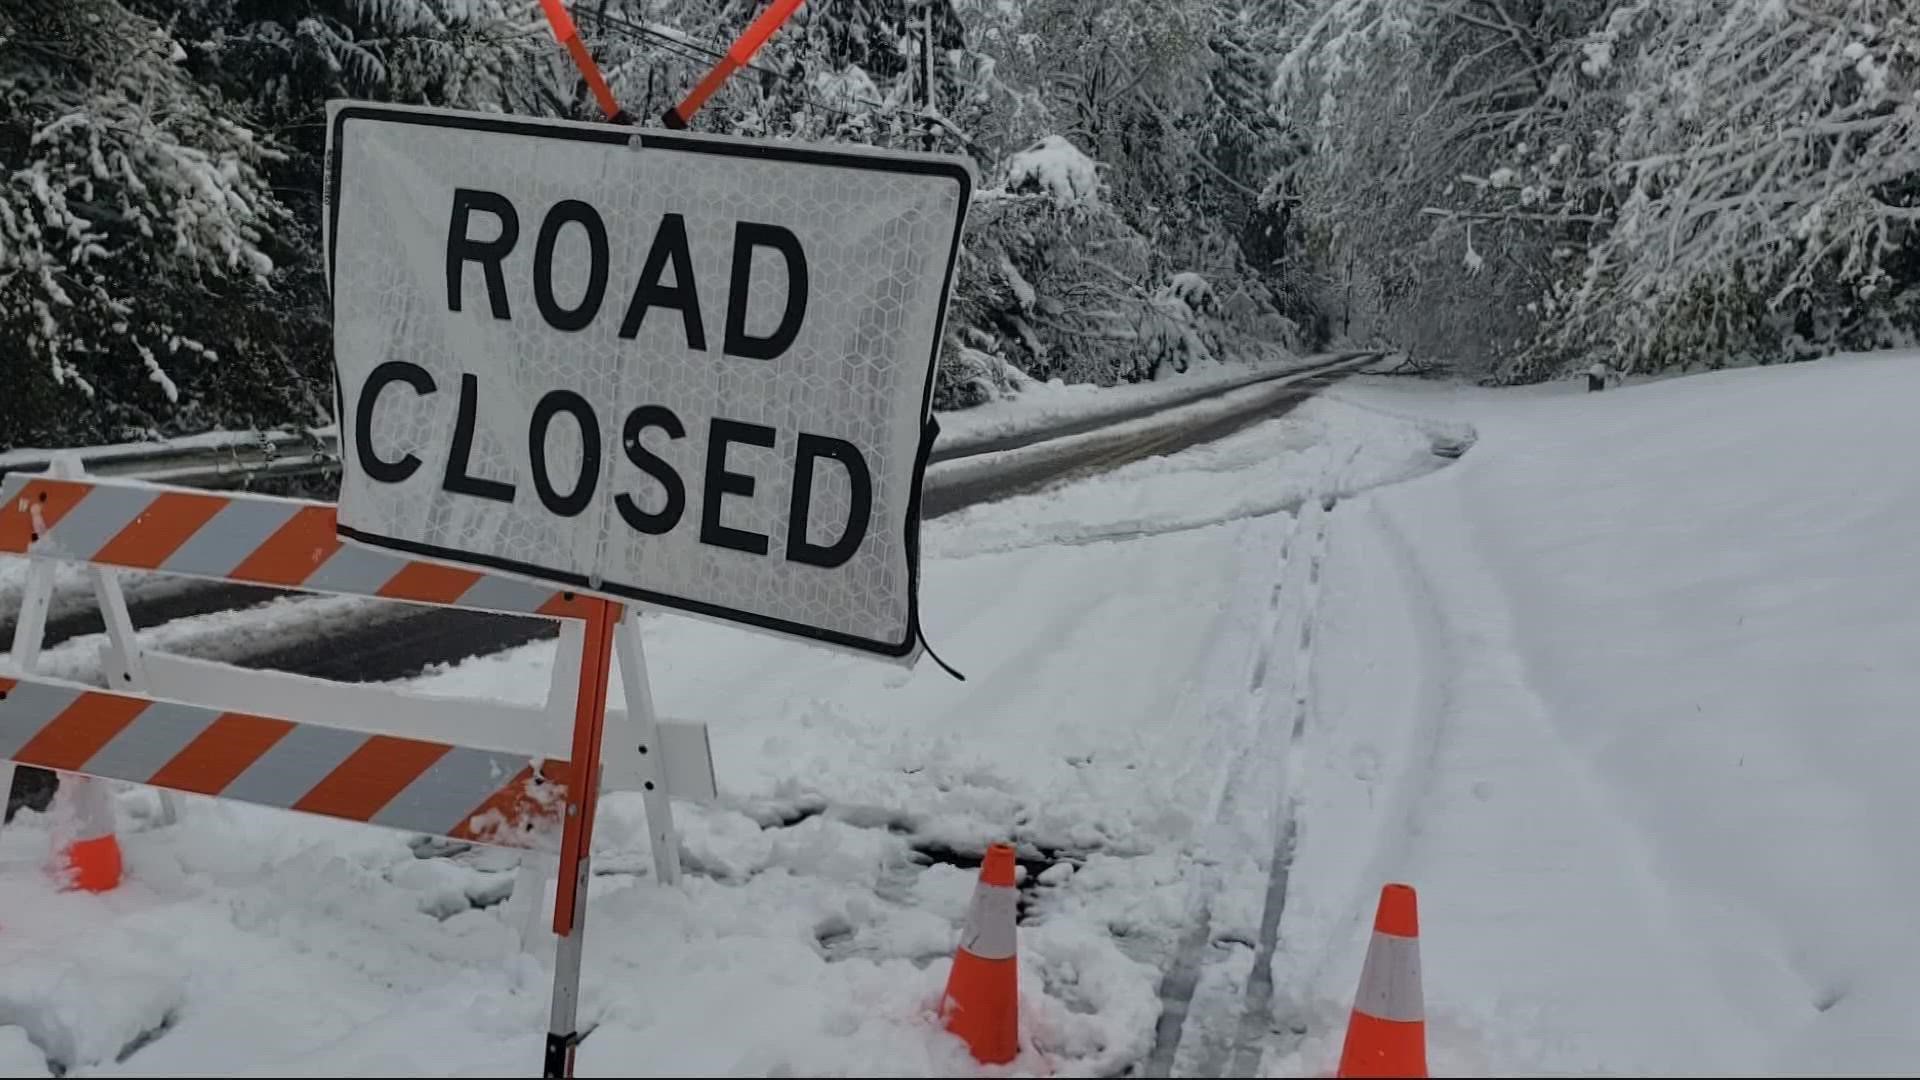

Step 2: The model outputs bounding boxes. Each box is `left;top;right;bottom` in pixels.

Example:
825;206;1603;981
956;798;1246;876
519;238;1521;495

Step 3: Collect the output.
940;842;1019;1064
1337;883;1426;1078
54;776;122;893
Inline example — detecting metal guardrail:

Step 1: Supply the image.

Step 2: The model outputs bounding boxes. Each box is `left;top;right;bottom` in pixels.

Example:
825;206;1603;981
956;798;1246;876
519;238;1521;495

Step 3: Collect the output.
0;427;342;490
0;353;1379;492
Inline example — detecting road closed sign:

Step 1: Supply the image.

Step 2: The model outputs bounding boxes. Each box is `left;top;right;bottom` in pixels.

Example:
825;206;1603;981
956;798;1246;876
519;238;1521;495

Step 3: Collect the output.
323;103;972;659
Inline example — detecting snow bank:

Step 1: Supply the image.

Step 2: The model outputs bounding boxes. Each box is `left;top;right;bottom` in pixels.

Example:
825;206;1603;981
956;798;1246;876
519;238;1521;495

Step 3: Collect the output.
0;1026;49;1078
932;350;1330;452
1270;354;1920;1076
929;394;1449;558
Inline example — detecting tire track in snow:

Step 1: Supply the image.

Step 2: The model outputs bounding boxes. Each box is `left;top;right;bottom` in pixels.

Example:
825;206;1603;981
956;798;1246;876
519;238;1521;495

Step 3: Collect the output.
1224;493;1333;1079
1146;479;1341;1078
1143;511;1304;1078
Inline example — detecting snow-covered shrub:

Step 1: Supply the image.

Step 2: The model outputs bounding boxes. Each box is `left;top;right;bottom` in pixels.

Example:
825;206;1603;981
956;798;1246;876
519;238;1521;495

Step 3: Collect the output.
1138;273;1230;378
1162;272;1216;317
1003;136;1103;209
933;333;1032;410
949;167;1161;389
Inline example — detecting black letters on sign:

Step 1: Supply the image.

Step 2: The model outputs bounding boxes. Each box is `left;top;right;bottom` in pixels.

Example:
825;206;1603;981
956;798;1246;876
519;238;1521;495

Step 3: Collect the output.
529;390;602;518
533;199;610;332
446;188;517;319
619;214;707;351
443;373;516;503
355;360;435;484
786;434;873;568
724;223;809;361
702;418;775;555
617;405;687;535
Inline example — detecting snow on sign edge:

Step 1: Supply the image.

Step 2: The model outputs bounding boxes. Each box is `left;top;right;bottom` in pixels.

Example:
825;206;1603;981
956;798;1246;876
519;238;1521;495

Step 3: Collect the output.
320;99;977;665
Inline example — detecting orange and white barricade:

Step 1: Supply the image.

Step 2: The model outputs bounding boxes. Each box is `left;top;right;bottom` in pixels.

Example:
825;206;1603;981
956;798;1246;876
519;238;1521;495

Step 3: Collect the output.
0;455;714;867
0;455;715;921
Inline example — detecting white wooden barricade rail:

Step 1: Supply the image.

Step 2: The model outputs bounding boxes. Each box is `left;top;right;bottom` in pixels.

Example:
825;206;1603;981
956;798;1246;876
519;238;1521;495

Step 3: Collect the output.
0;455;713;912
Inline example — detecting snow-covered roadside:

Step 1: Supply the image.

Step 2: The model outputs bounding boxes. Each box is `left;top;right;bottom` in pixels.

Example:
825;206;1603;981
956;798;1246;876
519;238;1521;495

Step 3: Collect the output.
1266;354;1920;1076
0;393;1437;1076
928;351;1335;453
928;390;1449;559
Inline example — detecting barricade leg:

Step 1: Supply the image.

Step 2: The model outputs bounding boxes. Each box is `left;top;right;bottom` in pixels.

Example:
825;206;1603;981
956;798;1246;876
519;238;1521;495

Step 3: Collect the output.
84;533;180;831
612;611;680;886
3;527;60;840
546;598;618;1079
512;852;557;953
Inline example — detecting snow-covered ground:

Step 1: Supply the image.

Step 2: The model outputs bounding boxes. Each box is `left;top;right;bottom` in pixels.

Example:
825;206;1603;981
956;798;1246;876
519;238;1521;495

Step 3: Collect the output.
1266;353;1920;1077
0;393;1444;1077
6;352;1916;1077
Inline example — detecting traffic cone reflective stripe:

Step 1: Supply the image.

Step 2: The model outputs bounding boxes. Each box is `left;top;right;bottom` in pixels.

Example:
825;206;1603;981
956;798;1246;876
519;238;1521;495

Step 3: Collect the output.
1338;883;1426;1078
941;843;1019;1064
57;777;122;893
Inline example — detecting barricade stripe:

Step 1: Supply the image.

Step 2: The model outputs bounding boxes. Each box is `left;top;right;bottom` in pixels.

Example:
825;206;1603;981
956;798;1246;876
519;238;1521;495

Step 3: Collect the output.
161;498;301;580
14;691;150;771
32;484;150;561
83;700;217;782
221;723;368;807
369;744;537;834
300;540;407;596
291;734;451;821
448;763;573;847
378;561;485;606
92;490;228;569
537;592;593;619
0;679;82;759
3;477;589;618
0;673;576;848
148;713;296;794
0;478;91;553
453;573;561;617
230;505;343;587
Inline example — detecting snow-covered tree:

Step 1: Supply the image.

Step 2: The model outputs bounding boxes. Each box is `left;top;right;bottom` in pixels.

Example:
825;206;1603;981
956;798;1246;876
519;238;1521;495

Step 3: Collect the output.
1538;0;1920;375
1277;0;1920;379
0;0;325;448
930;0;1315;402
1274;0;1618;371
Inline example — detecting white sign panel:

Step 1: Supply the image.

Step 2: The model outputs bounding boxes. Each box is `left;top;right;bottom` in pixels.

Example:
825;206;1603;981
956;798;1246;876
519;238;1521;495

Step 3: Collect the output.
323;103;972;660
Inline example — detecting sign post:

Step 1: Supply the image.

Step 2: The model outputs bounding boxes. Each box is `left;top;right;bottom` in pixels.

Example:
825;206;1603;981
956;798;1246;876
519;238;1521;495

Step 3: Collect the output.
323;102;972;1075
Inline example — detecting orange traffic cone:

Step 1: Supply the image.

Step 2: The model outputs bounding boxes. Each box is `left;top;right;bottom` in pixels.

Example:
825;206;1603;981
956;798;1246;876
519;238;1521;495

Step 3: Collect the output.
1337;883;1426;1078
55;777;122;893
940;843;1020;1064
